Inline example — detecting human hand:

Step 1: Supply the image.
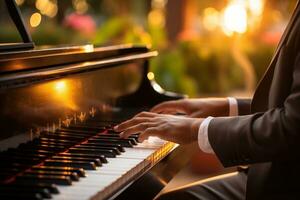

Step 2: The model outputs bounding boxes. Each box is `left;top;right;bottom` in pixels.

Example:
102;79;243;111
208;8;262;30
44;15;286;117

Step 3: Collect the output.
151;98;229;118
114;111;203;144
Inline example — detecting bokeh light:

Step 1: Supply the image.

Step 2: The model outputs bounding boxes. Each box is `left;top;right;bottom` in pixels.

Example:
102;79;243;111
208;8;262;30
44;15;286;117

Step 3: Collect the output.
221;3;248;35
30;12;42;28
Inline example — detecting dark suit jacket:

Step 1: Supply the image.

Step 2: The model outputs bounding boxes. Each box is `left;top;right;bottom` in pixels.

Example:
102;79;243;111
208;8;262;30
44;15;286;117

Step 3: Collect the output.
208;2;300;199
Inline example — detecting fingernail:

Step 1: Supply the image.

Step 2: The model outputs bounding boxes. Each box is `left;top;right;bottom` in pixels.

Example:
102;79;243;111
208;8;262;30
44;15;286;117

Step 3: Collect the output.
113;125;118;130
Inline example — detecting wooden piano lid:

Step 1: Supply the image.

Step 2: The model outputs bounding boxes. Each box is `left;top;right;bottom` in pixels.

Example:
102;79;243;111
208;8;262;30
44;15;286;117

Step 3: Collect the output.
0;1;155;74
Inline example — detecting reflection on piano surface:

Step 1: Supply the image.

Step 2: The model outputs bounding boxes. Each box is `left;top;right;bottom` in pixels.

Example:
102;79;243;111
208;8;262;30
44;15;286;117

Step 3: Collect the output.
0;43;190;200
0;1;188;199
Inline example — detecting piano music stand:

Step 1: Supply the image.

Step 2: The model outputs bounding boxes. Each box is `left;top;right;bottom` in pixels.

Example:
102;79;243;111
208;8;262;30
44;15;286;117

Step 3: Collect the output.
0;0;35;51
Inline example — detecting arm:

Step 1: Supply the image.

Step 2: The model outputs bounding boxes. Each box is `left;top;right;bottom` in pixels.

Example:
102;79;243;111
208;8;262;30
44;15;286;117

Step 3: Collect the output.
208;54;300;167
236;98;252;115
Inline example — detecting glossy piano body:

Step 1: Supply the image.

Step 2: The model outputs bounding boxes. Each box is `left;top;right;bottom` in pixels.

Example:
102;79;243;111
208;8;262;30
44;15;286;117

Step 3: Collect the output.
0;44;187;199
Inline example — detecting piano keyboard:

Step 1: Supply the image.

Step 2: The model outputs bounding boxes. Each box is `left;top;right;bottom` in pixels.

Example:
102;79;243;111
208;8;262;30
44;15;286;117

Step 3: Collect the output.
0;120;176;200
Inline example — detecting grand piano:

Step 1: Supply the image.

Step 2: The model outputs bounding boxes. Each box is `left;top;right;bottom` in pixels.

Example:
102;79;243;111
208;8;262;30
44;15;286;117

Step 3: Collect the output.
0;1;187;199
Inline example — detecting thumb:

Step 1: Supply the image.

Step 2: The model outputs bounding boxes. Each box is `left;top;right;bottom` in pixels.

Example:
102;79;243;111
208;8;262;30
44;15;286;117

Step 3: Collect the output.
138;128;159;142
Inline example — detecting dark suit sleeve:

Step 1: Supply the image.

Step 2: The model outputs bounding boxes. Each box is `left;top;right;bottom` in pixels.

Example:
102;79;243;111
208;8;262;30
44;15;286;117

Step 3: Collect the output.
208;54;300;167
236;98;252;115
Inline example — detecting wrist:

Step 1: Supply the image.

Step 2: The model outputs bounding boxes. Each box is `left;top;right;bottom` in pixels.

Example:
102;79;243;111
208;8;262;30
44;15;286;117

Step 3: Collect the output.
191;118;203;142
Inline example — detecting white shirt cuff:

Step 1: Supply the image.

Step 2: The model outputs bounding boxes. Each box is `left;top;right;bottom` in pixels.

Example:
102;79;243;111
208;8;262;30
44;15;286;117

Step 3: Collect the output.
198;116;214;154
198;98;239;154
227;97;238;116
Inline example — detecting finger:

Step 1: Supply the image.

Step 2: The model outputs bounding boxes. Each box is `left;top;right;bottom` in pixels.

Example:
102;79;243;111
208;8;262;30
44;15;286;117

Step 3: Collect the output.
114;117;151;132
135;111;157;118
190;111;204;118
120;123;157;138
150;101;184;113
138;127;160;142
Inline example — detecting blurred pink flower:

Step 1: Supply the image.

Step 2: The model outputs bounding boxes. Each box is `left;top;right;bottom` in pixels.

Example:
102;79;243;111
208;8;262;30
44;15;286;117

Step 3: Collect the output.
64;13;96;36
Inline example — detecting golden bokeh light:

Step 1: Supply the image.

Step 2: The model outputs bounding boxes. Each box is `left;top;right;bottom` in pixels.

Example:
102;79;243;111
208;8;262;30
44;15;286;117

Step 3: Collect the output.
82;44;94;53
147;72;155;80
30;12;42;28
55;81;67;93
221;3;247;35
53;80;78;110
248;0;264;16
202;7;220;31
148;10;165;27
73;0;89;14
15;0;25;6
36;0;58;18
151;0;167;9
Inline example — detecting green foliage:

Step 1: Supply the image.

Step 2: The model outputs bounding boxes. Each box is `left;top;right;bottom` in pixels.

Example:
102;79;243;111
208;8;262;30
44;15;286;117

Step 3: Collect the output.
150;48;198;97
0;11;275;97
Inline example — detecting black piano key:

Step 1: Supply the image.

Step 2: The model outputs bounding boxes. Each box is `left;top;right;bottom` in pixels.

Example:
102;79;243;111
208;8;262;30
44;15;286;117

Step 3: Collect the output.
75;145;121;155
0;192;43;200
19;144;66;152
63;125;105;132
37;137;78;144
0;155;42;165
0;186;52;198
88;138;133;147
2;151;47;159
58;152;108;163
16;174;72;185
30;138;76;147
7;148;54;156
26;170;80;181
84;142;125;152
54;131;95;137
0;162;31;168
51;155;102;166
33;141;74;148
32;166;85;177
2;182;59;194
39;133;84;141
44;160;97;170
102;130;141;143
98;133;139;144
68;147;116;158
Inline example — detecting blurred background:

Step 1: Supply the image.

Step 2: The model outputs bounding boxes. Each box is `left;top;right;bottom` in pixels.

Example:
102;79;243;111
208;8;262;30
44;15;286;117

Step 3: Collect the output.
0;0;298;97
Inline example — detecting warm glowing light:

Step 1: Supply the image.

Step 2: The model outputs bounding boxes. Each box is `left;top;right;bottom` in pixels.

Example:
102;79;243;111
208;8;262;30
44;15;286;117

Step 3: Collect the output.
15;0;25;6
30;12;42;28
148;10;165;27
221;3;247;35
248;0;264;16
202;7;220;31
83;44;94;53
36;0;48;11
35;80;78;111
36;0;58;18
151;0;167;9
55;81;67;93
147;72;155;80
73;0;89;14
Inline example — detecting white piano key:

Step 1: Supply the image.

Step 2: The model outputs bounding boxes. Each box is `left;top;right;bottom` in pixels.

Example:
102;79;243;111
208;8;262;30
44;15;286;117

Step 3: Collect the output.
52;139;172;200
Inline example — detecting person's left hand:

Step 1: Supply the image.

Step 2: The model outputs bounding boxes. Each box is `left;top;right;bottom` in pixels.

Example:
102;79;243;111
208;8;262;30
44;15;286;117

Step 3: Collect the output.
114;111;203;144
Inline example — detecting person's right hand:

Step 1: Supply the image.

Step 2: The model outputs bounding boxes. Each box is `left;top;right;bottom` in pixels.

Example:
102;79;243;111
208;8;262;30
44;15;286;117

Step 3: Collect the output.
150;98;230;118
